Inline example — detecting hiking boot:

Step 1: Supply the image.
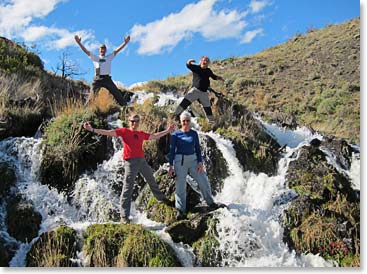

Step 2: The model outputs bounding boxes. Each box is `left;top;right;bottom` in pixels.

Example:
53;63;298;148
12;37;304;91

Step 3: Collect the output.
120;217;131;224
209;202;227;211
162;198;175;207
176;211;187;221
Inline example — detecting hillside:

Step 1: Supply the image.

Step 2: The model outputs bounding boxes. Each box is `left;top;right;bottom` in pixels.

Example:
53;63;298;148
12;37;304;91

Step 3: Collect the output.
140;18;360;143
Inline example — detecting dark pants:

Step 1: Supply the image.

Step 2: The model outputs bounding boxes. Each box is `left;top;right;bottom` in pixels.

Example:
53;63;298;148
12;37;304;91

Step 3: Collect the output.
86;76;127;106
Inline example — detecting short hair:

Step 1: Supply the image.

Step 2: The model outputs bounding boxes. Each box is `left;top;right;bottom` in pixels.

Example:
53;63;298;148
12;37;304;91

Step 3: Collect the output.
128;113;140;120
180;111;191;121
201;56;210;63
99;44;107;49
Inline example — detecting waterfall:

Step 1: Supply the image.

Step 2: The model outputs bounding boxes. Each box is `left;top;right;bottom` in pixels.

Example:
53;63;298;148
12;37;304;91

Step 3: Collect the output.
205;129;335;267
0;91;360;267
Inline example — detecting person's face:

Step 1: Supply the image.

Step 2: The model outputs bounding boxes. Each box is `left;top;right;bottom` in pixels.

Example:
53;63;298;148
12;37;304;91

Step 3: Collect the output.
99;47;106;56
180;117;191;130
200;57;210;68
129;117;140;130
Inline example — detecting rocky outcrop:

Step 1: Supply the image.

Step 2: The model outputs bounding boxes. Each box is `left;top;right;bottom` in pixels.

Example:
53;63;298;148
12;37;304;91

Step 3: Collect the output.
26;225;78;267
0;161;16;197
39;111;111;194
84;223;180;267
283;143;360;266
6;196;42;243
211;94;281;175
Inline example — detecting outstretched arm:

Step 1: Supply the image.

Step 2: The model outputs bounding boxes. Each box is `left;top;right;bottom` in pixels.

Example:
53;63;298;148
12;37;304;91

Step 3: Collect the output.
83;122;117;137
149;124;175;140
74;35;91;56
114;36;130;55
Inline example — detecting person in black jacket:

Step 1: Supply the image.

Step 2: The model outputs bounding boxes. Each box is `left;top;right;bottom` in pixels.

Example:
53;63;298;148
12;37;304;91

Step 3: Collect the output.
173;56;224;123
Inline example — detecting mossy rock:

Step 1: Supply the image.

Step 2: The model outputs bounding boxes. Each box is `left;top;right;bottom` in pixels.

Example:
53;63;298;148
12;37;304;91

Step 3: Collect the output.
192;217;222;266
84;223;180;267
6;196;42;242
192;235;221;266
39;108;111;194
0;161;16;196
26;225;78;267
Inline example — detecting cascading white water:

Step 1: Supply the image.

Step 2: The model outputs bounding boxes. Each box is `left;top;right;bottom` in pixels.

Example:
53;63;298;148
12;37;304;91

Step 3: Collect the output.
205;129;336;267
0;91;360;268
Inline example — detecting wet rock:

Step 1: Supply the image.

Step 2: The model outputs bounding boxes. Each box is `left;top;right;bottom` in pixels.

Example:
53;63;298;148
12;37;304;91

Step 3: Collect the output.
165;213;212;245
6;195;42;243
321;136;354;170
26;225;78;267
283;145;360;266
0;235;18;267
0;161;16;197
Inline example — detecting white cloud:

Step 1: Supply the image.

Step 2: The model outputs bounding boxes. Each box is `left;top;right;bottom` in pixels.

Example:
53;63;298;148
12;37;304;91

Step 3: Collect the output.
249;0;270;14
241;28;263;44
0;0;97;51
131;0;249;55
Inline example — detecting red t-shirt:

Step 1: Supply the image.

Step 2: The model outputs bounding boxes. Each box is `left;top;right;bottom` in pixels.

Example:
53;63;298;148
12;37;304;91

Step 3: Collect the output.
115;128;151;160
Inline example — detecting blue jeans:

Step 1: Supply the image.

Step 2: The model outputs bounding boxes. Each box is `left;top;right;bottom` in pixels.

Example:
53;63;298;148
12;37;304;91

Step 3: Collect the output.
174;154;214;213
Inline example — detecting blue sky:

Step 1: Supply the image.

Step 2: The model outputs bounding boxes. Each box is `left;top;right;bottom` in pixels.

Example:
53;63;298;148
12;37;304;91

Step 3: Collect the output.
0;0;361;87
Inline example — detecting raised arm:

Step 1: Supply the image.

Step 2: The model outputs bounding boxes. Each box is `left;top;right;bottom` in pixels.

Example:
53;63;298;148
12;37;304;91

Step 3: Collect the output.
149;124;175;140
74;35;91;56
113;36;130;55
83;122;117;137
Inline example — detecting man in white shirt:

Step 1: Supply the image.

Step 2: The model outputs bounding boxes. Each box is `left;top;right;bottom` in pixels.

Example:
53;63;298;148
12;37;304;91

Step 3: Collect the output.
74;35;131;106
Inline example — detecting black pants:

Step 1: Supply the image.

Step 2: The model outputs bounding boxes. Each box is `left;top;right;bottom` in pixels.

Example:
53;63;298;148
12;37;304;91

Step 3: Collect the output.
86;76;127;106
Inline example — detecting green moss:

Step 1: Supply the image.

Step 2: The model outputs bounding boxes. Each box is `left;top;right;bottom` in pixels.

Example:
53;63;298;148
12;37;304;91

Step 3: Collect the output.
26;225;77;267
146;197;177;225
84;223;180;267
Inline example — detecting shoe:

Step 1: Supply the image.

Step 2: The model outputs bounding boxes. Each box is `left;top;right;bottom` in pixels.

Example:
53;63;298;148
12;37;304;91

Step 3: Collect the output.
120;217;131;224
176;211;187;221
207;116;215;124
162;198;175;207
209;203;227;211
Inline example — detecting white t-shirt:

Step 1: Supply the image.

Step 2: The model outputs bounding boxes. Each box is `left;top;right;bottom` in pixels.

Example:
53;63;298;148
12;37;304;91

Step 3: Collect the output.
90;53;115;76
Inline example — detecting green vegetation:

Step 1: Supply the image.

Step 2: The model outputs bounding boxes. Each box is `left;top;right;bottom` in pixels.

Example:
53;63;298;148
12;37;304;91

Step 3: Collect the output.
84;223;180;267
139;18;360;143
40;99;110;193
0;37;43;75
26;225;78;267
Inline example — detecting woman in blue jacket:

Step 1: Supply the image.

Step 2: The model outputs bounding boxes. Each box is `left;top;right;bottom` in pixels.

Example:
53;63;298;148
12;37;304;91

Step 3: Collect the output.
168;111;220;218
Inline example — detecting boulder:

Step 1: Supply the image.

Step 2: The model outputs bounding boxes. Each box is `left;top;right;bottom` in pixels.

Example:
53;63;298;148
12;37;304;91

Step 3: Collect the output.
6;196;42;242
0;161;16;197
26;225;78;267
84;223;180;267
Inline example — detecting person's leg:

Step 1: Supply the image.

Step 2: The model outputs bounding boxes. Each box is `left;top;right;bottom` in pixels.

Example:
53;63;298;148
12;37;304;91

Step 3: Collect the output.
104;77;128;106
199;92;215;123
188;158;215;206
85;80;101;105
120;159;139;220
138;158;167;201
174;155;189;213
173;88;200;116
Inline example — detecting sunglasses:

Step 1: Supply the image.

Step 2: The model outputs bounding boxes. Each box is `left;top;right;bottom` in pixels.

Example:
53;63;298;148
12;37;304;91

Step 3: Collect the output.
129;120;140;123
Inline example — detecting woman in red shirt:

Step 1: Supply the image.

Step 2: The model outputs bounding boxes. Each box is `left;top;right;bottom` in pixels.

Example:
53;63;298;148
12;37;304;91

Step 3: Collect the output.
83;113;175;223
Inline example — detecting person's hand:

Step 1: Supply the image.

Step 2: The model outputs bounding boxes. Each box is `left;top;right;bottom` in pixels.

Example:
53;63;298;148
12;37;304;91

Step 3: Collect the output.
83;122;93;132
218;76;225;82
168;166;175;178
187;58;196;64
124;36;130;43
167;123;175;133
197;162;204;173
74;35;81;43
